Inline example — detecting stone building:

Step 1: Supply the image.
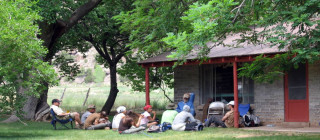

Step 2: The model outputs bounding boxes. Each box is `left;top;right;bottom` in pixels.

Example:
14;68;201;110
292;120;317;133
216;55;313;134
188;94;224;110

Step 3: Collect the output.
139;44;320;127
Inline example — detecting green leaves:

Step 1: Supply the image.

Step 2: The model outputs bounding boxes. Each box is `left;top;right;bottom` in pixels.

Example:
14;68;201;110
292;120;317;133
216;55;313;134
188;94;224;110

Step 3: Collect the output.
0;0;58;115
120;0;319;83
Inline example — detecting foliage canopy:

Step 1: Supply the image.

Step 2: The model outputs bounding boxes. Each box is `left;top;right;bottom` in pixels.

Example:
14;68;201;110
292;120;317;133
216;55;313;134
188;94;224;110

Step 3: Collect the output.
0;0;58;115
116;0;320;83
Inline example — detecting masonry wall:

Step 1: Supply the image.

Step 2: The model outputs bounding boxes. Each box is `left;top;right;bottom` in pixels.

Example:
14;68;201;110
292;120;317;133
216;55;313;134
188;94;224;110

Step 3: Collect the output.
174;65;201;119
253;78;285;125
308;62;320;127
173;63;320;126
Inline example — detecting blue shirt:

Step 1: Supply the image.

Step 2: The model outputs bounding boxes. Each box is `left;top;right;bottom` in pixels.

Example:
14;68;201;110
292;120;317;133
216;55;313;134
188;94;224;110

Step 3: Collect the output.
81;111;92;124
176;93;195;116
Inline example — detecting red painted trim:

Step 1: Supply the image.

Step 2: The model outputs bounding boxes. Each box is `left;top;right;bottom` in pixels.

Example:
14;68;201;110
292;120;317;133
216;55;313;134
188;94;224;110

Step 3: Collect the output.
233;62;239;128
145;67;150;105
306;62;309;121
284;73;289;121
139;53;284;68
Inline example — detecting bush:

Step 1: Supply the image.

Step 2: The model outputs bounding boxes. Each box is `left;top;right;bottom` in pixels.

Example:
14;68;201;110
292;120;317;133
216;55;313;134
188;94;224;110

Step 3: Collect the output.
84;69;94;83
93;64;106;83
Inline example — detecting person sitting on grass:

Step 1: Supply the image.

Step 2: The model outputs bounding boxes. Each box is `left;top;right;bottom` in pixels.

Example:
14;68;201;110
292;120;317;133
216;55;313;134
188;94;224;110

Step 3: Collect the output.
140;105;158;128
176;93;195;116
118;111;145;134
205;101;236;128
81;105;96;124
50;99;83;128
112;106;127;130
161;103;178;124
172;105;200;131
84;111;111;130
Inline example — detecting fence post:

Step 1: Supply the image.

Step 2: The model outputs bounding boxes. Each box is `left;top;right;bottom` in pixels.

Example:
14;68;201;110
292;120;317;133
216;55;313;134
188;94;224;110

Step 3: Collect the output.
60;88;67;105
83;88;91;106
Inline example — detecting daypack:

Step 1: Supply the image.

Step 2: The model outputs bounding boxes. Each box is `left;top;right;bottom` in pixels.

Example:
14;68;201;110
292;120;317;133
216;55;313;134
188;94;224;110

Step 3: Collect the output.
185;121;204;131
243;114;260;127
147;125;161;133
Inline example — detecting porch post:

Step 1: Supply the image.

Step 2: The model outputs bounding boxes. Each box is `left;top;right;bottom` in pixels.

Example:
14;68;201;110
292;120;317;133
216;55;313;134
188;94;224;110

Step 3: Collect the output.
145;67;150;105
233;62;239;128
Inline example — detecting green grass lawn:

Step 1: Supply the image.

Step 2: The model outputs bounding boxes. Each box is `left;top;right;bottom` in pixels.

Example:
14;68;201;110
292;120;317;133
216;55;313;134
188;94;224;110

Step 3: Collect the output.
1;121;320;140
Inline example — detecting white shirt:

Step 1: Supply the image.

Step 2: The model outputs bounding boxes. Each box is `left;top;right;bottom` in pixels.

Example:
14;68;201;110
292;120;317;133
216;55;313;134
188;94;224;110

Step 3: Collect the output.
140;111;151;125
50;105;64;115
112;113;125;129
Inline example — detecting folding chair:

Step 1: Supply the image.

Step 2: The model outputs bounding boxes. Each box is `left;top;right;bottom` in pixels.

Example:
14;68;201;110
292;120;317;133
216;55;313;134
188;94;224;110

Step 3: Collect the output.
238;104;250;117
50;109;73;130
207;102;225;120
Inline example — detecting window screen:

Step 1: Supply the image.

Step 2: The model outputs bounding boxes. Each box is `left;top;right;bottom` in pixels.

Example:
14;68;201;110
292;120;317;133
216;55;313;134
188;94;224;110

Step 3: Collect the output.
288;64;306;100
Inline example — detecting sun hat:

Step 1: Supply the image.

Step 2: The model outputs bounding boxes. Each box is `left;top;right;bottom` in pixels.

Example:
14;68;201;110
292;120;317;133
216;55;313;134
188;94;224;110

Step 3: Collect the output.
166;103;177;110
87;105;96;109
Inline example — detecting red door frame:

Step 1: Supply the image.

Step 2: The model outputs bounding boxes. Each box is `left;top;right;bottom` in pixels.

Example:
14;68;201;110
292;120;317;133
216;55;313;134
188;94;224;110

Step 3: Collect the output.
284;63;309;122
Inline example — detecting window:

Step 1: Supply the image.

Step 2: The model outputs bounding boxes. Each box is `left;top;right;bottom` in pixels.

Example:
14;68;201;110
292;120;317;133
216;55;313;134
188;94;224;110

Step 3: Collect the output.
288;64;306;100
200;64;254;104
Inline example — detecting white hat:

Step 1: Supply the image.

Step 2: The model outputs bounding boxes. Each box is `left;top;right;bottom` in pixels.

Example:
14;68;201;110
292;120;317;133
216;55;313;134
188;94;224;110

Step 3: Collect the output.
116;106;126;113
227;101;234;106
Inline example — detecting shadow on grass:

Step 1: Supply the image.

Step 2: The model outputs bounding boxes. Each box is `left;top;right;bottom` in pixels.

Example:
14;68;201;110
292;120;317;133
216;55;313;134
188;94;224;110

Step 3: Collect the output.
0;131;51;139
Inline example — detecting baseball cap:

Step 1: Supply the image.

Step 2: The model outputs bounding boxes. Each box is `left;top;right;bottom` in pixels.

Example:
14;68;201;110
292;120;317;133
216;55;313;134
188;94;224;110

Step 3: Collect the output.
143;105;152;111
52;99;61;104
227;101;234;106
116;106;126;113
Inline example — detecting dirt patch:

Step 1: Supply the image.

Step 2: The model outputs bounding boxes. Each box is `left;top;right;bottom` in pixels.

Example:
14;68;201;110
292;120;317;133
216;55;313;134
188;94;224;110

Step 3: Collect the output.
235;134;262;138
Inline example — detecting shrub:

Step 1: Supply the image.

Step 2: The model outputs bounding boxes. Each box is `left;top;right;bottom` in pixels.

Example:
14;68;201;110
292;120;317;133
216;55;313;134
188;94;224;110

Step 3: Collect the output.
84;69;94;83
93;64;106;83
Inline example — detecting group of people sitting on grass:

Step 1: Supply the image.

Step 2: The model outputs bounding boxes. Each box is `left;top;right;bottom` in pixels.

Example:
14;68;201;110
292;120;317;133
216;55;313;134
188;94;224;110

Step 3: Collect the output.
50;93;237;134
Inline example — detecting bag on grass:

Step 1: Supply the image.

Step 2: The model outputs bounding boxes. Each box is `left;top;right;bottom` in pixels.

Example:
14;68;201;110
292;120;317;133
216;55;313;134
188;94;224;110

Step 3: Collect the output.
147;125;161;133
185;121;203;131
243;114;260;127
251;115;260;126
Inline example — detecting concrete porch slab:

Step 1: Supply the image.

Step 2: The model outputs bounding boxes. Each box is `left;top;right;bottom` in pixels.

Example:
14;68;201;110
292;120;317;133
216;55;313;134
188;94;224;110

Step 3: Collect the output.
242;126;320;133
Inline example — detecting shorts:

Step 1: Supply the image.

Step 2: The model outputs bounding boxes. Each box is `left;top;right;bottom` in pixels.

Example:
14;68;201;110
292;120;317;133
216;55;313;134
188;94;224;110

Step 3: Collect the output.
57;112;76;120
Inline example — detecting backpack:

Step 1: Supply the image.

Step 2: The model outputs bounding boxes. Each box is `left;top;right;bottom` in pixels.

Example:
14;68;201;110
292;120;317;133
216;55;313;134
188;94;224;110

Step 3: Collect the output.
251;115;260;126
243;114;260;127
147;125;161;133
195;122;204;131
185;121;204;131
160;122;171;132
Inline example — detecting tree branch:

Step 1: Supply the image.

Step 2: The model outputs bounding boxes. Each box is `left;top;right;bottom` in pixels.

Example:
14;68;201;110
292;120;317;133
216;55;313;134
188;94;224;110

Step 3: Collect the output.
115;46;130;63
66;0;103;29
231;0;247;23
101;41;113;65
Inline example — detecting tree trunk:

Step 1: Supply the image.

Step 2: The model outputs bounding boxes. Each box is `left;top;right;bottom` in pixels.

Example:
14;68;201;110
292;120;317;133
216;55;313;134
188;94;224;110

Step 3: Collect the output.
17;0;103;120
22;82;49;120
101;65;119;114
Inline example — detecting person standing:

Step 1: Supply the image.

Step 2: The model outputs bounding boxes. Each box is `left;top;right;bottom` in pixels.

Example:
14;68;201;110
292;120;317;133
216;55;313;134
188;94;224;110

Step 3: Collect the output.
81;105;96;124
